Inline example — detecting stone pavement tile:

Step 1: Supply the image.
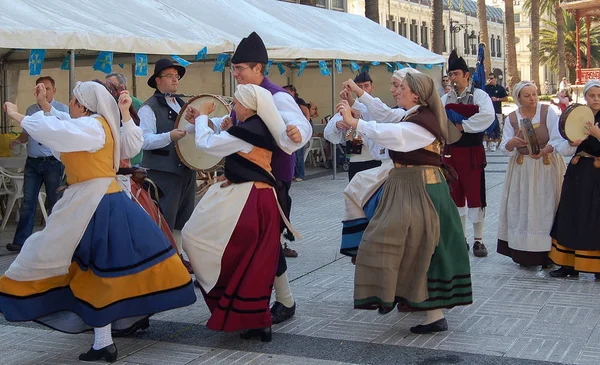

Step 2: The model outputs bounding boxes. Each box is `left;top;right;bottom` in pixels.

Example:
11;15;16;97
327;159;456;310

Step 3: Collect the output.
273;316;333;336
534;306;600;327
488;287;554;306
556;279;600;295
576;326;600;365
371;324;450;349
434;332;516;357
118;342;210;364
292;301;354;319
186;348;265;364
310;320;391;343
505;336;586;364
310;287;354;303
549;292;600;309
474;300;542;320
1;349;57;365
454;314;531;337
287;286;333;303
339;308;409;326
502;277;564;292
150;299;211;325
522;321;595;341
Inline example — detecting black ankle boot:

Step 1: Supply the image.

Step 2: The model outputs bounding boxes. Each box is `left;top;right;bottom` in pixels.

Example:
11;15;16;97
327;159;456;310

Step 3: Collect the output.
78;344;117;362
549;266;579;278
240;327;272;342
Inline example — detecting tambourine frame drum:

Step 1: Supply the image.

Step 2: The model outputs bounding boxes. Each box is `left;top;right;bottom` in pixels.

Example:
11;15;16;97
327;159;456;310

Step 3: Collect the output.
559;104;594;143
174;94;233;172
520;117;541;155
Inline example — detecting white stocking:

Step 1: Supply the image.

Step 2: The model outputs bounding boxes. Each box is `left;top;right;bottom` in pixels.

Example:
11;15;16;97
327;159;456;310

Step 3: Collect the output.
93;324;113;350
424;309;444;325
273;272;295;308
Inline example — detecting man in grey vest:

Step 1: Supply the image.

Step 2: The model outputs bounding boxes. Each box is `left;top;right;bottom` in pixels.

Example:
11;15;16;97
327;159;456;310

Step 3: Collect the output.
138;59;193;260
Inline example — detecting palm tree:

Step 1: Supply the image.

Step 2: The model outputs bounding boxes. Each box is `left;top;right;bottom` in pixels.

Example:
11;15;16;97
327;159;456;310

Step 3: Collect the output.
431;0;444;54
504;0;519;89
365;0;380;24
477;0;492;74
523;0;566;79
540;12;600;83
529;0;541;94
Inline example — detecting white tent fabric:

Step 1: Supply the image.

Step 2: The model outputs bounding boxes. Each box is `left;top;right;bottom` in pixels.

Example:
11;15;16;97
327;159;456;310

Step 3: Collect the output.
0;0;443;64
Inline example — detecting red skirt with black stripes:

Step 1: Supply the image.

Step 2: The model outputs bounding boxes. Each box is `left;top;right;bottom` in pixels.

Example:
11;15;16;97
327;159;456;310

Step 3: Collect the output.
200;186;280;332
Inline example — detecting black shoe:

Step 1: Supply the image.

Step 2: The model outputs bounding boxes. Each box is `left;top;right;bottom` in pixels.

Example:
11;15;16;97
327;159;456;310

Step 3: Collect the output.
78;344;117;362
595;273;600;280
240;327;272;342
473;241;488;257
270;301;296;324
6;243;22;252
112;317;149;338
549;266;579;278
410;318;448;334
193;279;202;289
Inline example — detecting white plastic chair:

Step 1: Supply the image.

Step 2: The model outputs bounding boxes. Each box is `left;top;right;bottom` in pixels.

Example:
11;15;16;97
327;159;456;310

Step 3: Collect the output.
0;167;24;229
38;188;49;223
304;137;326;167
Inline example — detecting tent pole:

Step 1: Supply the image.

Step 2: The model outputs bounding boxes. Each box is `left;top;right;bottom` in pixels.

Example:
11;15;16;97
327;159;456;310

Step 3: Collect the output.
131;63;138;97
331;59;336;180
0;59;5;133
69;50;75;100
229;65;235;97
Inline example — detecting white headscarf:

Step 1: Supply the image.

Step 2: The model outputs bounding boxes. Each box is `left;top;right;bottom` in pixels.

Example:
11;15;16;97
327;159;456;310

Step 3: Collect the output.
72;81;121;172
392;67;421;81
584;79;600;96
234;84;291;154
512;81;536;107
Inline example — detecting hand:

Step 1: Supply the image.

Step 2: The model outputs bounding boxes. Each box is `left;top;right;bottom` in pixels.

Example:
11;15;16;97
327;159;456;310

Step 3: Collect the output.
350;108;361;119
342;79;364;97
169;129;187;141
585;121;600;139
9;139;21;149
569;139;583;147
3;102;18;116
185;106;200;124
491;97;498;102
34;83;47;103
336;100;358;129
220;117;233;131
286;125;302;143
199;101;216;115
507;136;528;150
446;109;465;125
340;88;356;105
118;91;132;111
336;120;352;131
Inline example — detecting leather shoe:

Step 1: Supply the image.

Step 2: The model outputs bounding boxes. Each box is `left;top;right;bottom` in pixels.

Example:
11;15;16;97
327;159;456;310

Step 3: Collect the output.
240;327;272;342
549;266;579;278
78;344;117;362
180;255;194;274
271;301;296;324
112;317;149;338
410;318;448;334
193;279;202;289
6;243;22;252
283;244;298;258
473;241;488;257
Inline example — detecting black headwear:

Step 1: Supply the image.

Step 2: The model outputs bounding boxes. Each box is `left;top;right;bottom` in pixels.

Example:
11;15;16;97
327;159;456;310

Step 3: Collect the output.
231;32;268;64
147;59;186;89
448;49;469;73
354;71;373;83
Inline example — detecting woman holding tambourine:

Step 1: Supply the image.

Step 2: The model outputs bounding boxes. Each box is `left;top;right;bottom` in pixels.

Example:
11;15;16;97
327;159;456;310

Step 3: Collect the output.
549;79;600;278
496;81;567;267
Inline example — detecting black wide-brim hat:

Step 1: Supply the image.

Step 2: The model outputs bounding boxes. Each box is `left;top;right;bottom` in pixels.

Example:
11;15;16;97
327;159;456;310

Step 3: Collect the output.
148;58;186;88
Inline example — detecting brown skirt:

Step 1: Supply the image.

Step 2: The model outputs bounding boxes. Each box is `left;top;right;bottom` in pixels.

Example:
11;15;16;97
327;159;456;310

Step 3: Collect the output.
354;167;440;306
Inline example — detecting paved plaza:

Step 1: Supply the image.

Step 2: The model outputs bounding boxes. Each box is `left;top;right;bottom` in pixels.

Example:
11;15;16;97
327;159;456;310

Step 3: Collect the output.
1;149;599;365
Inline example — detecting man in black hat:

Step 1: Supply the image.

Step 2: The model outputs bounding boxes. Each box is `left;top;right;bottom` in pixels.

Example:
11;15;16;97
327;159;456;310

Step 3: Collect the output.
138;59;194;266
324;71;388;181
188;32;311;325
441;50;495;258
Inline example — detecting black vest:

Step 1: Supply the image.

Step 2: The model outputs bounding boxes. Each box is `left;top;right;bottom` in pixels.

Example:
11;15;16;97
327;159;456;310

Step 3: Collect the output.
141;93;189;175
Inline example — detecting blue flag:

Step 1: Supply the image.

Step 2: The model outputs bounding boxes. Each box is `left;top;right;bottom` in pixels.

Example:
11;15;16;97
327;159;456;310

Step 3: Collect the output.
395;62;405;69
171;55;191;67
371;61;380;66
93;51;113;74
118;64;124;69
350;61;360;71
385;62;394;72
195;47;208;61
29;49;46;76
335;59;342;74
213;54;229;72
318;61;331;76
60;54;71;71
360;65;370;74
135;54;148;77
425;64;433;70
264;60;273;76
436;63;443;69
472;43;486;90
297;61;308;77
277;62;286;75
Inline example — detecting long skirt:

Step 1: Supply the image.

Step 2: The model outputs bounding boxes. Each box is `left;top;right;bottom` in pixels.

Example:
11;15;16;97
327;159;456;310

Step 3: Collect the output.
497;153;565;266
354;167;472;312
201;186;280;331
549;157;600;272
0;191;196;333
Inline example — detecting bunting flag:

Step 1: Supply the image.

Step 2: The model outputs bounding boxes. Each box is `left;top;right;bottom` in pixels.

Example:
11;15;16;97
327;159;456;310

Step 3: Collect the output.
118;64;125;69
28;49;46;76
195;47;208;61
409;63;418;69
395;62;405;69
335;59;342;74
350;61;360;71
425;64;433;69
213;53;229;72
371;61;380;66
360;65;370;73
60;54;71;71
385;62;394;72
264;60;273;76
135;54;148;77
297;61;308;77
318;60;331;76
277;62;286;75
436;64;443;69
93;51;113;74
171;55;191;67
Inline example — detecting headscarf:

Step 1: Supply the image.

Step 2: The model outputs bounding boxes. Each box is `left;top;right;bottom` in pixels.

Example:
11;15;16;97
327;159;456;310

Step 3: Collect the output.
234;84;292;154
512;81;536;107
404;72;461;144
392;67;421;81
584;79;600;96
72;81;121;172
94;80;140;125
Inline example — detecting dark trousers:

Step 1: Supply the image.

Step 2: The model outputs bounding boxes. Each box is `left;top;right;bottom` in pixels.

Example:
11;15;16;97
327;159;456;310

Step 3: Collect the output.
147;169;196;231
348;160;382;181
13;157;64;245
275;180;292;276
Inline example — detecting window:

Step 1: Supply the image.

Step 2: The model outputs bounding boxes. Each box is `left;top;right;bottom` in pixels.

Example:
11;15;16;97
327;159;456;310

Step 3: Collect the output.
399;18;407;37
491;35;496;57
496;37;502;57
331;0;344;10
316;0;326;6
411;20;418;43
421;22;429;49
443;27;447;52
514;13;520;23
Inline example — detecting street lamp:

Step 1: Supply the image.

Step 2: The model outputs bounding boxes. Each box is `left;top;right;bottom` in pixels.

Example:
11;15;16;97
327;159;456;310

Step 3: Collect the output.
449;19;471;55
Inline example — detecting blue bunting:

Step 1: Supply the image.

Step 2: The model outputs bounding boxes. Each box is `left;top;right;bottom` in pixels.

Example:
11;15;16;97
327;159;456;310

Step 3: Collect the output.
29;49;45;76
195;47;208;61
93;51;113;74
135;54;148;77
